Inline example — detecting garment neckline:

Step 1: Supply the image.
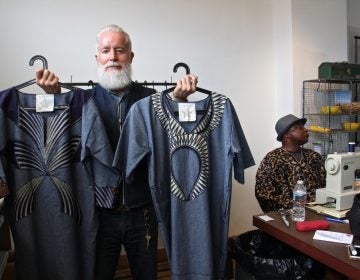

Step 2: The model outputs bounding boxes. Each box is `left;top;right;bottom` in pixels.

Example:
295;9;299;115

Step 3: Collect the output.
162;94;213;134
13;87;75;114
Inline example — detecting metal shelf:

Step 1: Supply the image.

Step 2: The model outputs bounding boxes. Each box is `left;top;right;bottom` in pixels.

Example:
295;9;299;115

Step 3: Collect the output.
303;79;360;155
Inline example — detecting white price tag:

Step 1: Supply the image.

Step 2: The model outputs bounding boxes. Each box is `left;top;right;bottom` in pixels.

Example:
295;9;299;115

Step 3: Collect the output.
36;94;54;112
178;103;196;122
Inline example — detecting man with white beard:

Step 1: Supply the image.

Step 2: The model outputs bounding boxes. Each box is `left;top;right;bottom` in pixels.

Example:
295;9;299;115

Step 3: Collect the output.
36;24;198;280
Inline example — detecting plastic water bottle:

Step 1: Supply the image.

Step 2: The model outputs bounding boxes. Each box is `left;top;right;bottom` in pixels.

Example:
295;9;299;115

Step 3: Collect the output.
292;180;307;222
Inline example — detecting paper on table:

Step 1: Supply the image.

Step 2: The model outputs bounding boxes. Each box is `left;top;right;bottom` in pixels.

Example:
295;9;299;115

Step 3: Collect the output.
313;230;353;244
258;215;274;222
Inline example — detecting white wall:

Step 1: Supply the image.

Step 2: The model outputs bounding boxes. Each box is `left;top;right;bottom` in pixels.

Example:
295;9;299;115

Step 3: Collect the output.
0;0;350;239
348;0;360;63
292;0;348;118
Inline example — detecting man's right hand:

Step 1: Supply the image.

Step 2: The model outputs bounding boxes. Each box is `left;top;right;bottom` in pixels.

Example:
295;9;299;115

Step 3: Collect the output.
36;69;61;94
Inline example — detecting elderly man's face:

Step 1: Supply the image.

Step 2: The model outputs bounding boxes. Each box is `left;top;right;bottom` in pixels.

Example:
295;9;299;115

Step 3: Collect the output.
95;31;134;90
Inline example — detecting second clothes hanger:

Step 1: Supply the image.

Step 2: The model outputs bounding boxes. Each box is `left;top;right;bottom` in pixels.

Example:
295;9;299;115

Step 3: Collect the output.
162;62;212;95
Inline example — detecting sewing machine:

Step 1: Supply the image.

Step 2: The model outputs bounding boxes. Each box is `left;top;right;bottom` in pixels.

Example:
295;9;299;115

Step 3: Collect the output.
315;152;360;211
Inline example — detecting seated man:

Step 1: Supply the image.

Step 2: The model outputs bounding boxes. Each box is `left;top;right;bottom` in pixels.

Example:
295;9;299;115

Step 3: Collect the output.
253;114;345;279
255;114;326;212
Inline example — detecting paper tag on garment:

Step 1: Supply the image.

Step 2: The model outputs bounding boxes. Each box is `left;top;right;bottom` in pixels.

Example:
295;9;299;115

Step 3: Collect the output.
313;230;353;244
178;103;196;122
36;94;54;112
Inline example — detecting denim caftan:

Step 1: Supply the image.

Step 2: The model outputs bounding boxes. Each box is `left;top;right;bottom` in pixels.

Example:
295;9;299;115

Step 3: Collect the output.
0;87;117;280
114;92;255;280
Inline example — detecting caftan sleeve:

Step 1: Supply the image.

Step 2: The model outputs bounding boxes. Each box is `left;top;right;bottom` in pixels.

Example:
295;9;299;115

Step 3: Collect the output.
229;101;255;184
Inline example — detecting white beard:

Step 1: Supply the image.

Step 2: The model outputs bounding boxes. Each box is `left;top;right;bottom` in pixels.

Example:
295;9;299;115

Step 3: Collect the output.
97;62;132;90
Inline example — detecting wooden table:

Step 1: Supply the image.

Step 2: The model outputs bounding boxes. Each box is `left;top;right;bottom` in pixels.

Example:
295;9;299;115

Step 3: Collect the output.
253;210;360;280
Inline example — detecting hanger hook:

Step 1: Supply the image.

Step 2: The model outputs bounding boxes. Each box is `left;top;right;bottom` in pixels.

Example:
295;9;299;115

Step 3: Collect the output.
29;55;48;70
173;62;190;75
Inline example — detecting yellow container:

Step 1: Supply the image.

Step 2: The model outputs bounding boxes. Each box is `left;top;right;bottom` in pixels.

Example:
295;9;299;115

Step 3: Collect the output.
320;106;341;114
308;125;330;133
342;122;360;131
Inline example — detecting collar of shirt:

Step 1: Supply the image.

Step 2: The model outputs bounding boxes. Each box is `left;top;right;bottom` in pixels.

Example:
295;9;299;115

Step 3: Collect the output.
107;83;132;102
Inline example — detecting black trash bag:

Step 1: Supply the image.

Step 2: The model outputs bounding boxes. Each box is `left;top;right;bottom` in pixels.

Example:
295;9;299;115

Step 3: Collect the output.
346;193;360;239
228;230;314;280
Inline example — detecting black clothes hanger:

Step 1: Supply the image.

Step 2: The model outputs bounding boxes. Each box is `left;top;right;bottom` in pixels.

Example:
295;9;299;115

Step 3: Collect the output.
173;62;190;75
15;55;74;91
162;62;212;95
15;55;48;89
29;55;48;69
13;55;77;111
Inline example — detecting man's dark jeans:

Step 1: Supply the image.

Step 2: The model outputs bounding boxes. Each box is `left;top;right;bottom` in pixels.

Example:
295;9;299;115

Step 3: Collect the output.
95;207;158;280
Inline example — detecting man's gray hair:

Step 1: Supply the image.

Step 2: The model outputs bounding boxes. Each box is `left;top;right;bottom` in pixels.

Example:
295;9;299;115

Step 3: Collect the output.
96;24;132;52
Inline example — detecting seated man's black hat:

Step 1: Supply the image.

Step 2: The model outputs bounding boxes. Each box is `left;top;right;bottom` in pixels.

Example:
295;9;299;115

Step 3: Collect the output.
275;114;307;141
